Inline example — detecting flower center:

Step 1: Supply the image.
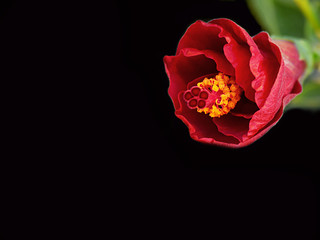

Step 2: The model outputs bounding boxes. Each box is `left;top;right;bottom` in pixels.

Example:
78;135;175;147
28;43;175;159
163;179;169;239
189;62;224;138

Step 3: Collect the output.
183;73;242;118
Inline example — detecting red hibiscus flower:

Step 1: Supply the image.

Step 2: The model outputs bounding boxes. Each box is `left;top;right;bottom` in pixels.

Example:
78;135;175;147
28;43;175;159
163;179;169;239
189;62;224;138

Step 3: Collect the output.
163;18;305;148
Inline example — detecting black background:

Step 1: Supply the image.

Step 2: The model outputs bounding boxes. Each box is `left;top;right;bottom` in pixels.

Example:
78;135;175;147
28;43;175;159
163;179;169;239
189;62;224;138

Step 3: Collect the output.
1;0;320;239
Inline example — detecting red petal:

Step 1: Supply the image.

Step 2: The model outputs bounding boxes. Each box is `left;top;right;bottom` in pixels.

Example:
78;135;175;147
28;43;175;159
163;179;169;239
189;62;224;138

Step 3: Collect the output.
240;108;284;147
164;49;217;111
186;73;217;89
176;20;234;76
176;20;226;55
212;114;250;142
252;32;281;108
209;18;264;102
248;40;304;137
273;39;305;87
215;106;285;148
230;96;259;119
175;92;240;145
200;49;234;76
283;81;302;106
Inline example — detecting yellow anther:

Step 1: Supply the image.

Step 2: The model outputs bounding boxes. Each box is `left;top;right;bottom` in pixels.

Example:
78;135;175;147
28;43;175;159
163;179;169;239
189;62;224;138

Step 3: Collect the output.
223;91;231;98
194;73;242;118
222;106;229;113
220;94;228;100
230;84;237;92
216;73;223;80
218;81;226;90
228;101;236;109
212;84;219;92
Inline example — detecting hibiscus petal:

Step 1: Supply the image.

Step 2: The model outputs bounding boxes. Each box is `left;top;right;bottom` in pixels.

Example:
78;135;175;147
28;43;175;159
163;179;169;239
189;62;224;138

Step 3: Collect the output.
240;107;284;147
283;81;302;106
176;20;226;55
175;92;240;145
164;49;217;111
186;73;217;89
209;18;264;102
248;40;303;137
212;114;250;142
176;20;234;76
223;41;255;101
230;96;259;119
200;49;234;76
252;32;281;108
273;39;305;88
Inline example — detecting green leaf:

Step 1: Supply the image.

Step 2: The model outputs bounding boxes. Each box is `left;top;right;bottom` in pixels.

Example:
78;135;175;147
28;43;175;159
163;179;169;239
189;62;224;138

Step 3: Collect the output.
288;79;320;110
294;0;320;39
247;0;306;38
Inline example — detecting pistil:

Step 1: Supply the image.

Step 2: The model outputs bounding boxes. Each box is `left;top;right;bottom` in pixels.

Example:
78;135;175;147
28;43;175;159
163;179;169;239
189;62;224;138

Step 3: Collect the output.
183;73;242;118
